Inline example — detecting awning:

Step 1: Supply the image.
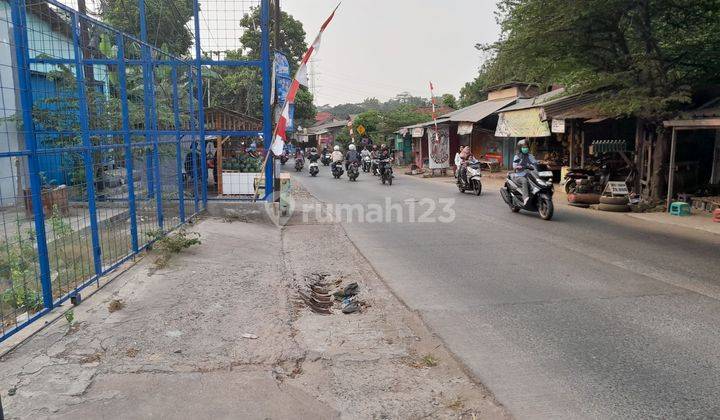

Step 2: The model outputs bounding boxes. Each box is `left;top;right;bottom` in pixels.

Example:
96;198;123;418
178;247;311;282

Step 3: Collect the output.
496;108;551;137
442;97;517;123
457;122;474;135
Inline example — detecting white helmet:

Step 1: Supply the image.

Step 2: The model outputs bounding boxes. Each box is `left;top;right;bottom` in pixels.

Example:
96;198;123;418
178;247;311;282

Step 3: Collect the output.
334;145;340;151
349;144;356;151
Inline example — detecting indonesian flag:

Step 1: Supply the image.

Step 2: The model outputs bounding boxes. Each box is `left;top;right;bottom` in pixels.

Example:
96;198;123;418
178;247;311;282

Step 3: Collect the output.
271;4;340;156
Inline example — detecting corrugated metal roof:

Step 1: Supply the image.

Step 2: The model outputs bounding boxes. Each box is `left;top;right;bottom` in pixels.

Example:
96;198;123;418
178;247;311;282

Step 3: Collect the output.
440;98;517;122
397;118;449;132
497;88;566;113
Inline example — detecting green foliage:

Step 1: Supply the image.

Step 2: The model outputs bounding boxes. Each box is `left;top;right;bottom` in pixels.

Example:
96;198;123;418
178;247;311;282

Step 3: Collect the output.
99;0;194;57
0;229;42;312
441;94;458;109
209;9;316;123
147;228;201;269
481;0;720;120
336;106;431;146
64;309;75;326
239;8;308;74
49;205;72;239
320;93;431;119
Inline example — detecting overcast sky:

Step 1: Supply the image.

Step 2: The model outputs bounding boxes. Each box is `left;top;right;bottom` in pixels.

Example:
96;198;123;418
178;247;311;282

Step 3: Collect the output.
281;0;501;106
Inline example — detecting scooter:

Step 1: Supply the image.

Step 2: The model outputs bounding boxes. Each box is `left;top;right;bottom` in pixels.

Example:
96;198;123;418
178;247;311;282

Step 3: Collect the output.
331;162;344;179
279;154;289;166
321;153;331;166
500;166;555;220
457;160;483;196
294;157;304;172
379;159;393;186
309;160;319;177
347;161;360;182
362;155;371;173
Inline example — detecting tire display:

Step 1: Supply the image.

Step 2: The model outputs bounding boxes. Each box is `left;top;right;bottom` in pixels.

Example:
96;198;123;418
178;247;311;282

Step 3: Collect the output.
599;196;629;205
598;203;631;212
568;193;600;205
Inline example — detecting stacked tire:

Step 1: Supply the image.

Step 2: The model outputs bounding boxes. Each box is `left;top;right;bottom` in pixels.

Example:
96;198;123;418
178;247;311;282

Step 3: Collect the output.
567;193;600;208
598;195;630;212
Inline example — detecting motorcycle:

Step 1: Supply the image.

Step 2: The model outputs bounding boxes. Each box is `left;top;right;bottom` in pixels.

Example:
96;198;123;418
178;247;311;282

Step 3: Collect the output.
562;167;595;194
379;159;393;186
331;162;344;179
279;153;289;166
362;155;371;173
457;160;483;196
309;160;319;177
347;161;360;182
321;153;331;166
294;157;304;172
500;165;555;220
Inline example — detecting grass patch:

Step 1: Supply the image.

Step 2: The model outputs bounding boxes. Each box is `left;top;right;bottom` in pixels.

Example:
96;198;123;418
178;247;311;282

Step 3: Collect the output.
148;228;201;269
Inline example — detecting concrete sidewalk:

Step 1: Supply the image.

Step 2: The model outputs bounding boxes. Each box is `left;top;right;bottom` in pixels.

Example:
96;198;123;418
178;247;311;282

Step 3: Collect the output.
0;196;506;418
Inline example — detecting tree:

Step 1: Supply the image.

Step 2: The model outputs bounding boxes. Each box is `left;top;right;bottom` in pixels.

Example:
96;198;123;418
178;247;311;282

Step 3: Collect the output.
99;0;194;57
481;0;720;198
441;94;458;109
486;0;720;120
238;7;307;73
209;8;316;122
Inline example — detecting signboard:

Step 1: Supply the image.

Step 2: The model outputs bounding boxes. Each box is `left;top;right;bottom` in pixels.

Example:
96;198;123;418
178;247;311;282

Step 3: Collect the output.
411;127;424;138
603;181;629;197
273;52;293;131
496;108;551;138
427;125;450;169
357;125;366;136
457;122;474;136
551;119;566;133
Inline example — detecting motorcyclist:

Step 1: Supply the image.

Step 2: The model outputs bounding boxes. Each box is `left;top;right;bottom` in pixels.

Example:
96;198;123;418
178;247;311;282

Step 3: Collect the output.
307;147;320;163
331;145;344;172
360;146;371;161
512;139;537;205
377;144;392;177
294;147;304;160
370;144;379;174
458;146;475;185
345;143;361;170
454;146;463;179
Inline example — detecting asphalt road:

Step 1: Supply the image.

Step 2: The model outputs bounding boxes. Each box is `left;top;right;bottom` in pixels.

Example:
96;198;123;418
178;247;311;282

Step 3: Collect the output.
287;161;720;419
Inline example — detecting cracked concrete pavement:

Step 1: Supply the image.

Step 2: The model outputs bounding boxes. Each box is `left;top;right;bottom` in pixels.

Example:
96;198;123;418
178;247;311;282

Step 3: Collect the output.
0;185;507;419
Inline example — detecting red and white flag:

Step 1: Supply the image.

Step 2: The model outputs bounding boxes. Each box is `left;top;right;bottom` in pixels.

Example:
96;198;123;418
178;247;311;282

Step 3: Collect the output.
271;4;340;156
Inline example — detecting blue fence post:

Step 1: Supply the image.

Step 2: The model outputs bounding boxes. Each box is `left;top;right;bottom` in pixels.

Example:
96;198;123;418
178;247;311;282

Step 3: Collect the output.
192;0;208;208
9;0;54;309
70;12;103;278
138;0;163;229
188;71;200;213
116;33;139;252
261;0;274;200
171;63;185;223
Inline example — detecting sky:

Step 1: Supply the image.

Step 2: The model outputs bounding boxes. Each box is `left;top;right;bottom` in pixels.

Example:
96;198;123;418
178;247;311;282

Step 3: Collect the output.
281;0;501;106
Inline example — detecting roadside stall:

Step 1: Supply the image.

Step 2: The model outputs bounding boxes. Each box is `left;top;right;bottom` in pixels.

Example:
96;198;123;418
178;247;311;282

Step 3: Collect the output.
663;100;720;214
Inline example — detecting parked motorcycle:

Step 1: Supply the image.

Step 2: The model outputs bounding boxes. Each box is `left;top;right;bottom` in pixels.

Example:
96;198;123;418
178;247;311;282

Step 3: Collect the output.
457;159;483;196
379;159;393;186
500;166;555;220
563;167;597;194
362;155;371;173
348;161;360;182
331;163;344;179
279;153;289;166
321;153;331;166
295;157;304;172
309;161;319;177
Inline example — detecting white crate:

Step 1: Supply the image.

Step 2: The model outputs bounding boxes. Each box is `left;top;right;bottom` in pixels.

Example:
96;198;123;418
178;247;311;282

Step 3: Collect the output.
222;172;260;195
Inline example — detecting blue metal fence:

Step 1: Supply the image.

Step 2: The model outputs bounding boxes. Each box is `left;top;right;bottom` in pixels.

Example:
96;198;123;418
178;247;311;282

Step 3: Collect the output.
0;0;272;342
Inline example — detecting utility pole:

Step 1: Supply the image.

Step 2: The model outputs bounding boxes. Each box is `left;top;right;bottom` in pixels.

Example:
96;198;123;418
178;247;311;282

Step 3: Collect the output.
274;0;281;51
